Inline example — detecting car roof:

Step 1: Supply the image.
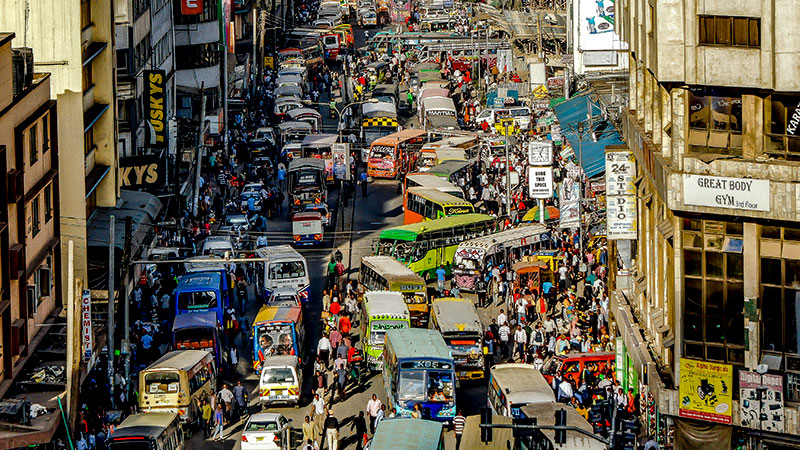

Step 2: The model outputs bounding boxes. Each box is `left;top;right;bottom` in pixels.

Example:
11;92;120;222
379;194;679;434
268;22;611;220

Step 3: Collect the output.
248;412;283;422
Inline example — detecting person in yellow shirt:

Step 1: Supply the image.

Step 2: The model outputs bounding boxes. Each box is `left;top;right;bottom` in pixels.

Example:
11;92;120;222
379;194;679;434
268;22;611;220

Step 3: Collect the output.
201;399;213;438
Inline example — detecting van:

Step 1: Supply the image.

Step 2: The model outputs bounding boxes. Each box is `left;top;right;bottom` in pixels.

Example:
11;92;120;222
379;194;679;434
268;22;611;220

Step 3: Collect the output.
259;355;302;406
540;352;616;386
474;108;510;129
509;106;532;130
201;236;235;257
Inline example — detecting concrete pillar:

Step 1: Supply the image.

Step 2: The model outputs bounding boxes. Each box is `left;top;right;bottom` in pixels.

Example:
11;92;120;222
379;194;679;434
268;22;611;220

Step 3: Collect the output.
742;94;764;160
643;70;653;130
743;222;759;369
671;89;685;171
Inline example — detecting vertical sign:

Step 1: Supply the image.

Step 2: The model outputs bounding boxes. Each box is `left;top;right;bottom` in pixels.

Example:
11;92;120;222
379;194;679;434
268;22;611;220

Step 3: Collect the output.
559;179;581;229
332;143;351;180
180;0;203;15
615;337;625;387
678;358;733;424
605;150;637;239
527;167;553;199
739;371;785;433
81;290;93;361
144;70;167;148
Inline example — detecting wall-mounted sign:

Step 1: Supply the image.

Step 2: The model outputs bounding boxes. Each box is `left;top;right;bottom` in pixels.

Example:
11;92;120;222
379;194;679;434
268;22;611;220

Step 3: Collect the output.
787;100;800;136
678;358;733;424
120;155;166;188
528;167;554;199
740;371;784;433
180;0;203;14
683;174;770;212
82;290;93;361
559;179;581;229
528;140;553;165
332;143;350;180
605;150;636;196
607;195;637;240
578;0;617;51
144;70;167;148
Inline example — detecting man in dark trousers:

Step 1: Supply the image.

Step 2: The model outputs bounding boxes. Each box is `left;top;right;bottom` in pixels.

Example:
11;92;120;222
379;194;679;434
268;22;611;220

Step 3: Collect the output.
350;411;368;450
359;171;368;197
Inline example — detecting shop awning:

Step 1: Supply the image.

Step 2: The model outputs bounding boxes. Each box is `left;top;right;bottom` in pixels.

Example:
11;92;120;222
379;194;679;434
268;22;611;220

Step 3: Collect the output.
87;190;163;252
553;94;624;178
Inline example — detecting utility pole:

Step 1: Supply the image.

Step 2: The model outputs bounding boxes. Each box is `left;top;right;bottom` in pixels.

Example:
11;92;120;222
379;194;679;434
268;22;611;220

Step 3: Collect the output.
123;217;133;400
194;83;206;216
222;44;229;158
65;240;77;431
503;122;512;218
107;215;116;409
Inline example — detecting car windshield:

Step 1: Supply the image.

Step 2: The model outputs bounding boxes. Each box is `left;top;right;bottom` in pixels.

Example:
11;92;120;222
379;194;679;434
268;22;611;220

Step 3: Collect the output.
269;261;306;279
246;420;279;432
177;290;218;310
402;292;427;305
144;371;180;395
262;367;295;384
457;257;479;270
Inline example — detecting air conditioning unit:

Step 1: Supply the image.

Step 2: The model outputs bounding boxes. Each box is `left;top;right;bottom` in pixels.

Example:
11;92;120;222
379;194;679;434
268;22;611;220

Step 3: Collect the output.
11;47;34;96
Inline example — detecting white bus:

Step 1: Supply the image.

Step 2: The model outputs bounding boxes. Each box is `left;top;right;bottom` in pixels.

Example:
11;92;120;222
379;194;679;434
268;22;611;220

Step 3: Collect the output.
256;245;310;303
107;412;184;450
488;363;555;418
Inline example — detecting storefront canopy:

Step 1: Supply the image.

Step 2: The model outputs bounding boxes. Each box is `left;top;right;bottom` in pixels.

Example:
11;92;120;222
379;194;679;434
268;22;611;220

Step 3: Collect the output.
553;94;624;179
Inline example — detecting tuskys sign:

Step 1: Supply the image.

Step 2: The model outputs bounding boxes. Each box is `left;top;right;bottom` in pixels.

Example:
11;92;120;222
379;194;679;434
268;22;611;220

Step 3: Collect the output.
683;174;770;212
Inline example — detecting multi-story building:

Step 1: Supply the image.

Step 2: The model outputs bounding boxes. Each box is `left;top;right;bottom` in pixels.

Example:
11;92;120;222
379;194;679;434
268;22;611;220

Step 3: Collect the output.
173;0;222;118
0;33;64;447
610;0;800;448
115;0;177;159
0;0;119;303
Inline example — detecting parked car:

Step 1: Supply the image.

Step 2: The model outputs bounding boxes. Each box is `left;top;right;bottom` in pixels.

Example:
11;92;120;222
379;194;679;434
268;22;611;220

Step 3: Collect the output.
240;413;292;450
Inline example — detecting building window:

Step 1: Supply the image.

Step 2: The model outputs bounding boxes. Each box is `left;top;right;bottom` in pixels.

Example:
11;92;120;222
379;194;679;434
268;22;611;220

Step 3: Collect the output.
86;190;97;218
116;49;129;77
765;95;800;160
175;44;221;70
28;123;38;166
42;114;49;153
682;219;745;364
687;90;743;156
82;64;93;92
699;15;760;48
84;128;94;156
44;183;53;223
31;194;40;237
81;0;92;29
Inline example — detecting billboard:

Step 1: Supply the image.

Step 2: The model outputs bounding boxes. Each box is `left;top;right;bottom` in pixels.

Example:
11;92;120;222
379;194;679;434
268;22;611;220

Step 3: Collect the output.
180;0;203;15
82;290;92;361
678;358;733;424
578;0;617;51
144;70;167;149
120;154;166;189
605;150;637;239
739;371;784;433
528;167;554;199
332;143;350;180
559;179;581;229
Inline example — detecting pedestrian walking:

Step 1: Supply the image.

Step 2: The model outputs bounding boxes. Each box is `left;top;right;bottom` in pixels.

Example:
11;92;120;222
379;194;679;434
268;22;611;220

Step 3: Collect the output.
311;394;326;433
435;264;446;294
324;411;340;450
453;410;466;450
233;380;248;419
366;394;382;434
201;400;213;438
210;404;224;441
302;415;320;447
350;411;368;450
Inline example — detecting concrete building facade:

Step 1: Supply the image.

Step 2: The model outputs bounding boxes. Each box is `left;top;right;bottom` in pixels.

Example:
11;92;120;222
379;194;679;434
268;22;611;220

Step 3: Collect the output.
611;0;800;448
0;0;120;304
0;33;65;448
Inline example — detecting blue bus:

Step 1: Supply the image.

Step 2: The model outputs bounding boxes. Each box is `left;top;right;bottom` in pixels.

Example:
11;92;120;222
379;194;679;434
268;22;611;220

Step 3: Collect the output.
174;272;230;324
382;328;456;423
172;311;226;368
369;418;444;450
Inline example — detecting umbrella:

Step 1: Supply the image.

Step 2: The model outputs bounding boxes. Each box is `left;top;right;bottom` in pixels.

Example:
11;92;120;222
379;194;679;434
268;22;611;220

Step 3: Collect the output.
522;205;560;222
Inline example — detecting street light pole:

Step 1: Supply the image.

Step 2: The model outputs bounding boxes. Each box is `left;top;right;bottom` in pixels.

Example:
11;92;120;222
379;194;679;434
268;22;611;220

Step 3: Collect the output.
503;122;512;218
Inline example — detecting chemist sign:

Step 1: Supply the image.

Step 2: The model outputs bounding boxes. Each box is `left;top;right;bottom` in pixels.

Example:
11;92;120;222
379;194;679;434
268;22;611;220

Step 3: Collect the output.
683;174;770;212
82;290;93;361
527;167;553;199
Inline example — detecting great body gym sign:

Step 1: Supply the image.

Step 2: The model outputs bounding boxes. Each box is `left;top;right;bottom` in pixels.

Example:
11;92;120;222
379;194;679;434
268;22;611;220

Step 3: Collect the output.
683;174;770;212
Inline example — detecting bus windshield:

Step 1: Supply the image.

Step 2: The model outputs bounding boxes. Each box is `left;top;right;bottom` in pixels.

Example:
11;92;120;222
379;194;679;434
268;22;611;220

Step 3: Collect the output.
108;441;152;450
256;324;296;356
402;292;427;304
177;290;218;310
269;261;306;279
144;371;180;394
370;145;395;159
427;371;454;402
398;369;426;401
444;336;481;354
398;369;454;402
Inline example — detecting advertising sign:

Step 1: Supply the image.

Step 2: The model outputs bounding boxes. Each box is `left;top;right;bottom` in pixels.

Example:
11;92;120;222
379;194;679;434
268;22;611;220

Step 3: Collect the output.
739;371;784;433
528;141;553;165
528;167;554;199
180;0;203;14
683;174;770;212
559;179;581;229
578;0;617;51
607;195;637;239
605;151;636;196
119;154;166;188
144;70;167;149
82;290;93;361
332;143;350;180
678;358;733;424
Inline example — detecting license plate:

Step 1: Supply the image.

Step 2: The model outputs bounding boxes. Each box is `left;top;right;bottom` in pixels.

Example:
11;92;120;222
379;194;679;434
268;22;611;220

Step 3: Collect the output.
256;437;264;441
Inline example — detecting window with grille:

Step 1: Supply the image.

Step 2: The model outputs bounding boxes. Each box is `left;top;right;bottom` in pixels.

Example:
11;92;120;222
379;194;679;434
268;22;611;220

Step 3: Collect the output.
699;15;760;48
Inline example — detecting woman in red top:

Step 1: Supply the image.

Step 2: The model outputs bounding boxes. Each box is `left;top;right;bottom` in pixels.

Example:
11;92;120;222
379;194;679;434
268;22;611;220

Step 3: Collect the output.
339;315;351;335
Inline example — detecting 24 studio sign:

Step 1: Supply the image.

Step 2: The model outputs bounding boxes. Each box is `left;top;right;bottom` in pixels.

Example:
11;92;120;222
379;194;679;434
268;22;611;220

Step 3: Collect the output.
683;174;770;212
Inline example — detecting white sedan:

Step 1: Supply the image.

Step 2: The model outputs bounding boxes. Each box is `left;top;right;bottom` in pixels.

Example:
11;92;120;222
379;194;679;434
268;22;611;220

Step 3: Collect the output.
241;413;292;450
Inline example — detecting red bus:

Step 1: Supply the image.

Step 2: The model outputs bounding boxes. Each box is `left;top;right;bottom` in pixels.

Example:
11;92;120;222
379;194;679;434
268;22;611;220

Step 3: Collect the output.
367;129;427;179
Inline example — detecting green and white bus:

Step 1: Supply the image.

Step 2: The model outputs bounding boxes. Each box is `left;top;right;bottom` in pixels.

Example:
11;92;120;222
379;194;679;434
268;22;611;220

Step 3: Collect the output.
361;291;411;370
374;213;495;278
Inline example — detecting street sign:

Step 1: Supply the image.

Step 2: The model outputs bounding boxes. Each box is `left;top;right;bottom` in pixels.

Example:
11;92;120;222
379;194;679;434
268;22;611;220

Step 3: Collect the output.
528;167;553;199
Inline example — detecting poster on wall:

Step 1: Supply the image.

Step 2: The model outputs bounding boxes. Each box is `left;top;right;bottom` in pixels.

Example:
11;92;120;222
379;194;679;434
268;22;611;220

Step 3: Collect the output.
559;179;581;229
578;0;617;50
605;150;636;196
678;358;733;424
332;143;350;180
739;371;785;433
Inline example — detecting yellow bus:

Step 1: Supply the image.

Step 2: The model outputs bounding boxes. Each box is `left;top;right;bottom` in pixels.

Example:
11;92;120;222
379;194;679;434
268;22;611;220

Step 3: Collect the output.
359;255;429;327
404;187;474;225
139;350;216;425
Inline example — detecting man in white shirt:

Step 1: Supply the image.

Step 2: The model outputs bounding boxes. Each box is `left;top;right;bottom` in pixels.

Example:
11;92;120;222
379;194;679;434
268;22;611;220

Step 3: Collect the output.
311;393;326;432
498;323;511;360
513;326;527;362
557;379;574;402
497;309;507;326
317;335;332;369
365;394;382;434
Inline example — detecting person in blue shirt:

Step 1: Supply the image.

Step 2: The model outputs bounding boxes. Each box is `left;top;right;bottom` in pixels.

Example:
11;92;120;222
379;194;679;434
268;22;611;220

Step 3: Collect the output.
359;171;368;197
435;265;447;294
